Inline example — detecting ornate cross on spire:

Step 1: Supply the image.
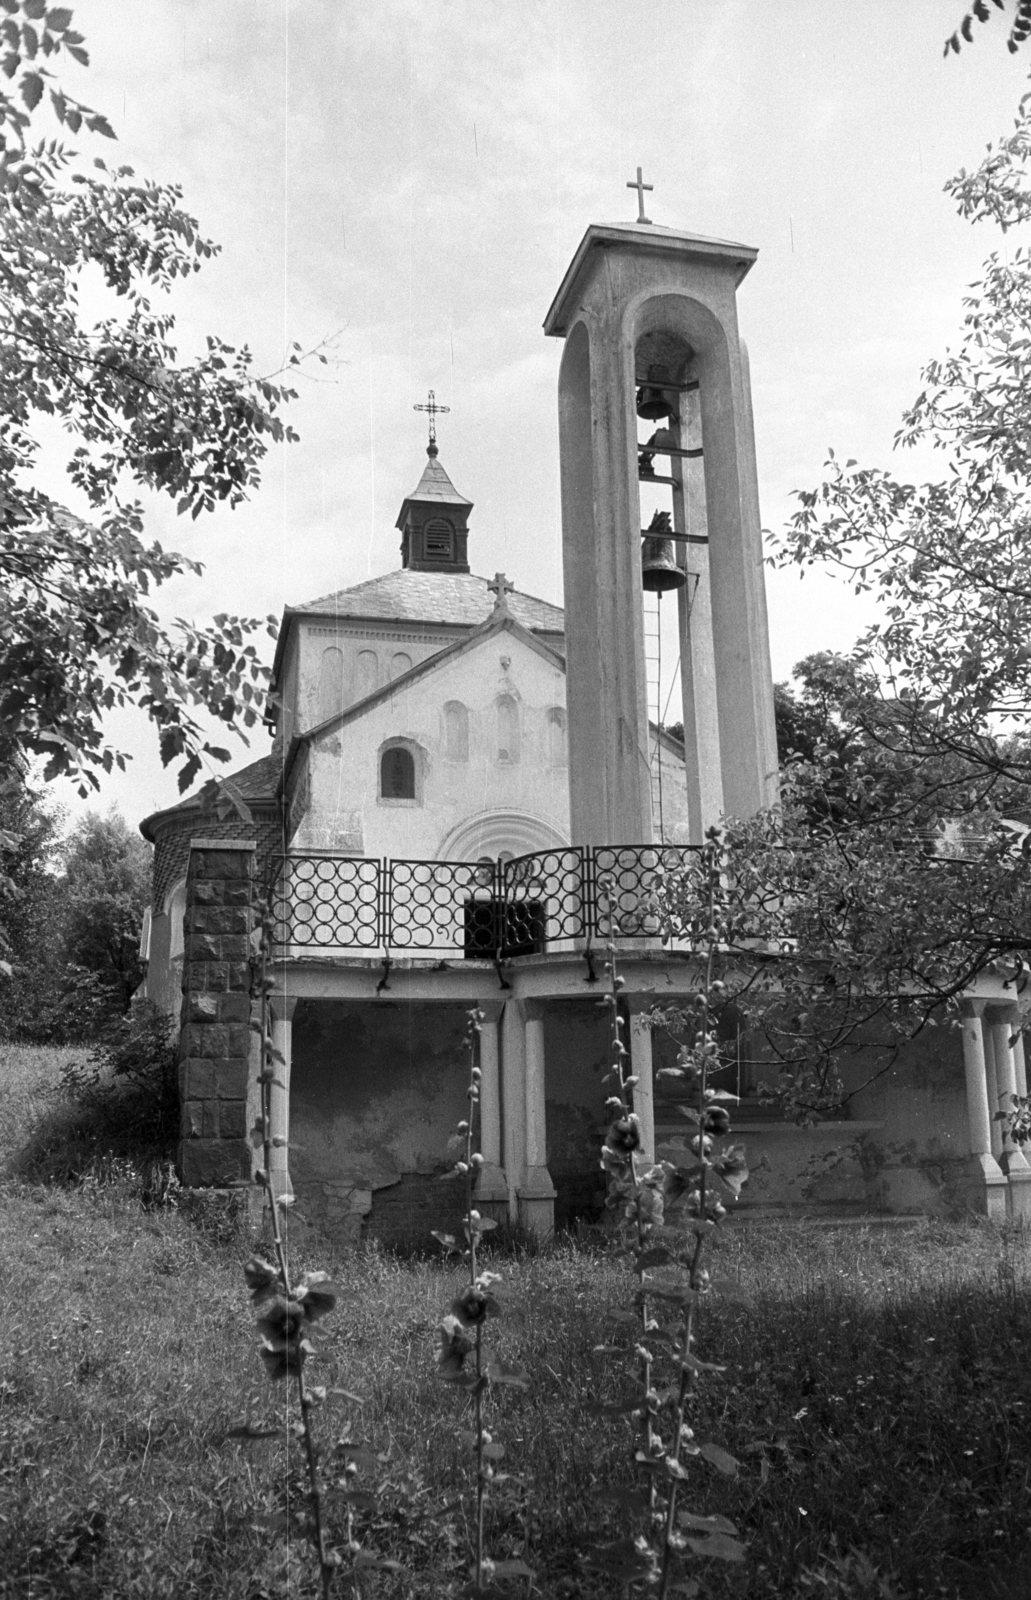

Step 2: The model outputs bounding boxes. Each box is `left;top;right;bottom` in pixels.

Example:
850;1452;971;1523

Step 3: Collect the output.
488;572;514;613
413;389;450;456
626;166;653;225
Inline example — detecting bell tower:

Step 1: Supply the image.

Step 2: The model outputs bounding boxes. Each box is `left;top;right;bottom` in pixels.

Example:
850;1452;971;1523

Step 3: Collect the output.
544;199;778;847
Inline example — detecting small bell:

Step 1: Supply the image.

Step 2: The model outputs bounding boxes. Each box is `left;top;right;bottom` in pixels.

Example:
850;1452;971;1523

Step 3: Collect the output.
636;367;678;422
641;511;685;593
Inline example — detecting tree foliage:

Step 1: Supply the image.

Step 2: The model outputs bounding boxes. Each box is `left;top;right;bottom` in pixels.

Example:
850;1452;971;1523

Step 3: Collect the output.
0;1;299;797
945;0;1031;57
0;802;151;1041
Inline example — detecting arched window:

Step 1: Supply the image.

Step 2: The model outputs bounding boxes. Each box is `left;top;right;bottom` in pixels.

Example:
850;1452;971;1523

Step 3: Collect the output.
390;651;413;681
496;695;520;764
356;649;378;699
166;879;187;962
381;746;416;799
546;706;567;766
318;646;344;723
443;699;469;762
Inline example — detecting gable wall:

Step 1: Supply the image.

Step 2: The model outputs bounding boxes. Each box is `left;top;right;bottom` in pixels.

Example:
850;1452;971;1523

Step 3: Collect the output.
294;629;570;859
296;619;470;735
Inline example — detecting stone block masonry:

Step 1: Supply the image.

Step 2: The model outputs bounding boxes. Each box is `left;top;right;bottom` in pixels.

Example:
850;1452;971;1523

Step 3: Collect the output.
177;839;263;1188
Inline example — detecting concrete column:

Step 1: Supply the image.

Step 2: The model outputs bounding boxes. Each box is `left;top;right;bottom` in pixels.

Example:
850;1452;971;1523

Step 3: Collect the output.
988;1006;1031;1217
983;1023;1004;1160
960;1000;1007;1220
268;996;297;1201
1014;1025;1028;1101
500;1000;525;1225
628;1001;656;1163
518;1000;556;1237
475;1002;510;1222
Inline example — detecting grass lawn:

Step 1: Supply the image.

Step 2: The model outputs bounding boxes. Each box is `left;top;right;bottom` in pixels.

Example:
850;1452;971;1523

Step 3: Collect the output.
3;1044;1031;1598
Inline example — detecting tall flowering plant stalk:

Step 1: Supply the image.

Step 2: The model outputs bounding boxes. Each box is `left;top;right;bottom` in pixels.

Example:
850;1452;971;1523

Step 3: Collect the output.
433;1006;532;1597
232;895;398;1598
233;905;340;1596
587;833;749;1597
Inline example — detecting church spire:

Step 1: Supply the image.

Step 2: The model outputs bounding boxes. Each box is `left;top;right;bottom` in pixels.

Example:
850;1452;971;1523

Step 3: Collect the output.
396;400;473;572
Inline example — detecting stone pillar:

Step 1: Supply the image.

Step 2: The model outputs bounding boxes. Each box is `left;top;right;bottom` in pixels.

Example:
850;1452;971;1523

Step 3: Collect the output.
268;996;297;1201
500;1000;525;1225
628;1000;656;1163
960;1000;1007;1220
518;1000;556;1237
178;839;262;1188
988;1005;1031;1217
475;1002;510;1222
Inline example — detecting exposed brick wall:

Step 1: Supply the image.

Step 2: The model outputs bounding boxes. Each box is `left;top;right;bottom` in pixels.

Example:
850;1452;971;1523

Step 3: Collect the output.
177;841;262;1186
366;1171;468;1251
152;804;282;913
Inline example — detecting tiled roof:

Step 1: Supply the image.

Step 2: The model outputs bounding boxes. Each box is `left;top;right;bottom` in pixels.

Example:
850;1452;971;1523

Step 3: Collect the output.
139;750;282;837
401;451;472;509
293;569;565;633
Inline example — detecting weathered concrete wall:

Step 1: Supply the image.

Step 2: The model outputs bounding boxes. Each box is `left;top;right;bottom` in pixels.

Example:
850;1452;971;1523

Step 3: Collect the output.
653;1004;975;1217
289;999;471;1246
544;999;613;1228
177;841;261;1187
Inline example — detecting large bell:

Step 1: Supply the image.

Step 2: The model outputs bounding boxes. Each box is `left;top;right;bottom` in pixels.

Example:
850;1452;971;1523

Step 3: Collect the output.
636;385;677;422
641;511;686;593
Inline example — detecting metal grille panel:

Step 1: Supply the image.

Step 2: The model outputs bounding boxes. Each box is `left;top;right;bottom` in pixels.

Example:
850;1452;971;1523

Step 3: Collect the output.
268;845;703;956
388;859;497;954
271;856;381;949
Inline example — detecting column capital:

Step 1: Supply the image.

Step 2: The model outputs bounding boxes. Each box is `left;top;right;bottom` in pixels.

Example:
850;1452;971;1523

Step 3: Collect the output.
961;997;989;1019
626;992;659;1015
269;994;298;1021
477;1000;505;1024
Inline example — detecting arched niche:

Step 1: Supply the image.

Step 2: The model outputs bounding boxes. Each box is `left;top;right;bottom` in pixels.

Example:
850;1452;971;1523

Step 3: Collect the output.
318;645;345;724
356;649;379;700
546;706;567;766
495;694;520;764
443;699;470;762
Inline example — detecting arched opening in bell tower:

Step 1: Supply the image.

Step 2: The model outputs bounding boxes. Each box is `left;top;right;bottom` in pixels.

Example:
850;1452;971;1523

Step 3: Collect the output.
631;323;700;843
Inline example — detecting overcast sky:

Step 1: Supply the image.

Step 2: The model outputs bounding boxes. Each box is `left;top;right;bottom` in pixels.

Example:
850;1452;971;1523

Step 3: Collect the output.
37;0;1031;832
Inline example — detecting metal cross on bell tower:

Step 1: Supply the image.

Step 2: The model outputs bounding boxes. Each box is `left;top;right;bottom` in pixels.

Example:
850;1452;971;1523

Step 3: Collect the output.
413;389;450;457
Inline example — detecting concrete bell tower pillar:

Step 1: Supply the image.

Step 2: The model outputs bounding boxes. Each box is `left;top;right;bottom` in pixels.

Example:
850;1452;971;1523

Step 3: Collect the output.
544;221;778;845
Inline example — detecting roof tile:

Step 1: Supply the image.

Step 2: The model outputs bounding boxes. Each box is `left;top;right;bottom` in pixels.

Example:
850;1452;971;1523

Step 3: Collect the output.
294;569;564;633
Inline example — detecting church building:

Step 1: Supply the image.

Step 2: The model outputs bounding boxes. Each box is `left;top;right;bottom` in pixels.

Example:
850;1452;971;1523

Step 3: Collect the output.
140;196;1030;1241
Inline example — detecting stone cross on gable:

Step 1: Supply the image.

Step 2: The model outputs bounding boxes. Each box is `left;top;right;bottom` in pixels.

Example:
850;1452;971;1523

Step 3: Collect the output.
488;572;514;614
627;166;653;225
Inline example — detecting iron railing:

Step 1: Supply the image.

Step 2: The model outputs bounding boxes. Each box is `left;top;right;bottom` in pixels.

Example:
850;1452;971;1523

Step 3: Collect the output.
269;844;701;958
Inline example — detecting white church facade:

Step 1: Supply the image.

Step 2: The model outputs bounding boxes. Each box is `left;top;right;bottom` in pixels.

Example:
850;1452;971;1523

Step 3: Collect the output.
140;206;1029;1242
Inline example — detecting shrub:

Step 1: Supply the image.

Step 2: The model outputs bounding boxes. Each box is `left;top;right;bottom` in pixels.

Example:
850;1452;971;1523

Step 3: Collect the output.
16;1001;179;1187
